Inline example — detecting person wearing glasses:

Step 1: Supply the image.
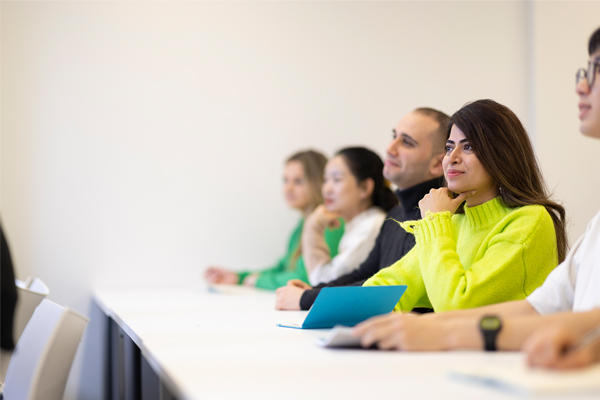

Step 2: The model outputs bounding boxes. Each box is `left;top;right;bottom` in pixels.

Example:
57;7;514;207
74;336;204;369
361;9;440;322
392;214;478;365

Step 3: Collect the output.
353;27;600;369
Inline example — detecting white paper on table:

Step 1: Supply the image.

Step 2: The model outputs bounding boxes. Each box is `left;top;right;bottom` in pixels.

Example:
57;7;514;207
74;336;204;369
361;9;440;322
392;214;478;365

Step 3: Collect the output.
450;361;600;396
316;325;362;348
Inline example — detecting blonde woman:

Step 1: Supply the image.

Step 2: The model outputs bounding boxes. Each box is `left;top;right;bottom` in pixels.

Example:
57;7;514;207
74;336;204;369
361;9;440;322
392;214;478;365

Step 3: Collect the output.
204;150;344;290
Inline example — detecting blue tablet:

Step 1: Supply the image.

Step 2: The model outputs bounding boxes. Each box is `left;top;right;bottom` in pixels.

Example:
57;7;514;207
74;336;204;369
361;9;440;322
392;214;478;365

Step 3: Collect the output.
277;285;407;329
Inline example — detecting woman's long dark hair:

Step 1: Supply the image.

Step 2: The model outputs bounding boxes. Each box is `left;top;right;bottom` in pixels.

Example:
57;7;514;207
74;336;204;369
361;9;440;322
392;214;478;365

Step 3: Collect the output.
337;147;398;213
448;99;567;262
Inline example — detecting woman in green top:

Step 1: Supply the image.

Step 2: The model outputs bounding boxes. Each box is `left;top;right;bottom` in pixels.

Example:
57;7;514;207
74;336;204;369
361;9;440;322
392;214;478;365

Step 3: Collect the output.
359;99;568;317
204;150;344;290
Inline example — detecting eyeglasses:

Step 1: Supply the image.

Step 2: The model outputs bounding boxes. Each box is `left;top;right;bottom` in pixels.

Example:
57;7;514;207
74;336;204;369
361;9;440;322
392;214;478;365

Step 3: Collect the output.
576;61;600;88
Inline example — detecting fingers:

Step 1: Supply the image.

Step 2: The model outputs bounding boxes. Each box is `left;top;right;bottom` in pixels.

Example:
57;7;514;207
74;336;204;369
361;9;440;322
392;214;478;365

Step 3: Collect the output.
359;321;401;349
453;190;477;205
376;335;402;350
353;314;391;335
554;350;594;369
275;287;286;310
204;269;222;283
204;267;217;278
288;279;312;289
275;286;302;310
354;314;403;348
328;219;341;229
524;327;583;369
526;340;558;367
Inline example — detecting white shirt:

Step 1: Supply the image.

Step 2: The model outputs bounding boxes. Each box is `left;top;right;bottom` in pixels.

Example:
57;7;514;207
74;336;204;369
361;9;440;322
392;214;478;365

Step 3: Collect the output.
308;207;386;286
527;210;600;314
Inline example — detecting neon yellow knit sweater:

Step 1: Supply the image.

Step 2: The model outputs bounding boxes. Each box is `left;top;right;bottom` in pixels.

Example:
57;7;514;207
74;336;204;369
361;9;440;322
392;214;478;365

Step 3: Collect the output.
364;197;558;312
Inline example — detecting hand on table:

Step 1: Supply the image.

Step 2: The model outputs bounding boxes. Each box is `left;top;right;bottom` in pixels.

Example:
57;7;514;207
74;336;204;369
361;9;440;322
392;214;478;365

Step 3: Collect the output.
523;324;600;369
275;280;312;310
204;267;239;284
419;188;476;219
353;313;449;350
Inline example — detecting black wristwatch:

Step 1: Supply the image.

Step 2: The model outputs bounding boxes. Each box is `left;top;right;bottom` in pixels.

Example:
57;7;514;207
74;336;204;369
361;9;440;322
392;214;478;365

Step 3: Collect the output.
479;315;502;351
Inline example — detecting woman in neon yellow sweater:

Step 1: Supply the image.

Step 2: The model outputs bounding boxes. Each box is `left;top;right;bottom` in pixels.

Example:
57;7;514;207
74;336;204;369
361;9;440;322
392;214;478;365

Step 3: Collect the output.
204;150;344;290
363;99;567;313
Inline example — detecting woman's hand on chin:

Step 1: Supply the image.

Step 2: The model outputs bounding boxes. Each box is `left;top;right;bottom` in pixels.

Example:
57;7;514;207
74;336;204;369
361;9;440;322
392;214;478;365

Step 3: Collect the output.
418;188;476;219
308;204;341;229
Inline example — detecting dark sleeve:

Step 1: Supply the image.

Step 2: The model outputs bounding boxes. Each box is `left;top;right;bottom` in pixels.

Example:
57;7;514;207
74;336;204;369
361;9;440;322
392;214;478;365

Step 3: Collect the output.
300;279;367;310
1;224;18;350
299;231;383;310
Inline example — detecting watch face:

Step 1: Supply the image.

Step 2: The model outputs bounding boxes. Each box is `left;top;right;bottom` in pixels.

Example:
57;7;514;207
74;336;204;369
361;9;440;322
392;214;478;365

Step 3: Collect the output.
481;316;501;330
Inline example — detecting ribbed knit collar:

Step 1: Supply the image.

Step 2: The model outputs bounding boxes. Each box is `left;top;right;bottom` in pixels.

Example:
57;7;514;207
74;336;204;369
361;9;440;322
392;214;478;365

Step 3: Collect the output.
463;197;512;230
396;177;444;213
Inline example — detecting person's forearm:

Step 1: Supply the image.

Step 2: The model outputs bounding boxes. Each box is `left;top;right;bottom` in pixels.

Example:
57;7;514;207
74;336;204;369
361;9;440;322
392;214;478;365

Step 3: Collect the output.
445;308;600;351
442;312;542;351
500;309;600;350
301;218;330;273
435;301;538;350
428;300;536;321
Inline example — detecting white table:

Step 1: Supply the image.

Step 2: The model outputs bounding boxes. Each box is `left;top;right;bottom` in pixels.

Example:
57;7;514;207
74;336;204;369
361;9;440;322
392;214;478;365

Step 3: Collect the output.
93;285;599;400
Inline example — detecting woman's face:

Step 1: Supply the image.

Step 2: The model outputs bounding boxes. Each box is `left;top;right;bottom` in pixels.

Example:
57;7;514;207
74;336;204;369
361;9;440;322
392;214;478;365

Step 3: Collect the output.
283;161;311;212
443;125;498;206
322;155;370;219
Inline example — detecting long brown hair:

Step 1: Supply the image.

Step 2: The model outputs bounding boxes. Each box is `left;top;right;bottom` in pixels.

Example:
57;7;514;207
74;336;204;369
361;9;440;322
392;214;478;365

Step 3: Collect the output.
286;150;329;269
287;150;328;214
448;99;567;262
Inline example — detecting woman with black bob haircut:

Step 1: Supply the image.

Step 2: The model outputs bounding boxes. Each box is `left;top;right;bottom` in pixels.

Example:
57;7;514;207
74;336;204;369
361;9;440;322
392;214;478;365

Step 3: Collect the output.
360;99;566;316
302;146;397;286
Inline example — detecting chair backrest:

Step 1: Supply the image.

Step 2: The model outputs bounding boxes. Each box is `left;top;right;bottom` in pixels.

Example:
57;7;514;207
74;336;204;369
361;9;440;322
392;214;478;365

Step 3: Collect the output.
0;278;51;383
13;278;50;342
3;299;89;400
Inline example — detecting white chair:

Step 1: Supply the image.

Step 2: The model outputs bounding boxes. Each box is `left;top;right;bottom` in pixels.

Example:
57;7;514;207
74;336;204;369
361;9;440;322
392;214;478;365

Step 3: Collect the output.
13;278;50;342
2;299;89;400
0;278;50;382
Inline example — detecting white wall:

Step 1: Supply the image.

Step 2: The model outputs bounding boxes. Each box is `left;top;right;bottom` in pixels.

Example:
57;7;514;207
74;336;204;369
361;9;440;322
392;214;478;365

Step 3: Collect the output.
532;1;600;241
1;1;598;398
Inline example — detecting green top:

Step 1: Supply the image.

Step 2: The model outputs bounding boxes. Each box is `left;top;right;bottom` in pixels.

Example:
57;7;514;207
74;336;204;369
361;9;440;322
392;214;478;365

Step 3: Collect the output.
238;218;344;290
364;197;558;312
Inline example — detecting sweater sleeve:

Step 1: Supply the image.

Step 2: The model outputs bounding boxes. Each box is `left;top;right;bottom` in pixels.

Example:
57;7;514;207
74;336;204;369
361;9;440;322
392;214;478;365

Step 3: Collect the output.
237;256;285;287
409;208;557;312
363;247;432;312
237;219;303;289
254;257;308;290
